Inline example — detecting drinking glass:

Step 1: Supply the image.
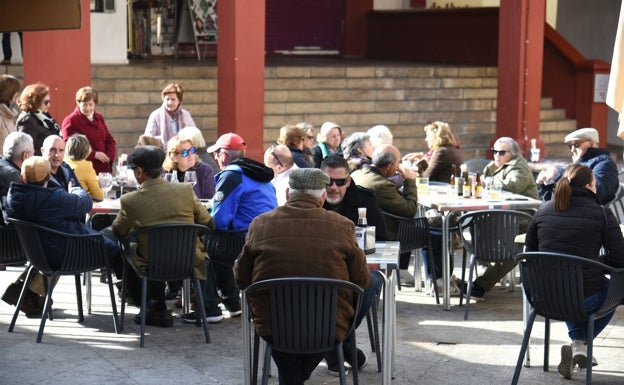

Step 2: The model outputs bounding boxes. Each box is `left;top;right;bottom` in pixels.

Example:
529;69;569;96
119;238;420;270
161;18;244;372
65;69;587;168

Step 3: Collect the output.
416;176;429;196
97;172;113;200
116;168;128;197
184;170;197;187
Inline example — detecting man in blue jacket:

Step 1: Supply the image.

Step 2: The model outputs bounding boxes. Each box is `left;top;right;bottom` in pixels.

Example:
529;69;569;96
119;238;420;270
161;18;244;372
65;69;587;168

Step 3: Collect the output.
197;133;277;321
536;128;619;205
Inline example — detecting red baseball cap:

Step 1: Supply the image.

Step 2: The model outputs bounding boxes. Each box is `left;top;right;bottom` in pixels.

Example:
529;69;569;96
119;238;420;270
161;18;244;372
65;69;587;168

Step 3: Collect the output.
207;133;247;153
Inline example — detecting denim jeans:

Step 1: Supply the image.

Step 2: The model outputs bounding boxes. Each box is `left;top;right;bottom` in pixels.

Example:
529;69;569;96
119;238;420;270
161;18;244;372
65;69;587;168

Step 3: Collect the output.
565;284;615;341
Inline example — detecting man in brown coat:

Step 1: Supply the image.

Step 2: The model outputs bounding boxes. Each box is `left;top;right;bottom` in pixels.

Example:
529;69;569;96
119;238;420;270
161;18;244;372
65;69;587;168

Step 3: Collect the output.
235;168;377;384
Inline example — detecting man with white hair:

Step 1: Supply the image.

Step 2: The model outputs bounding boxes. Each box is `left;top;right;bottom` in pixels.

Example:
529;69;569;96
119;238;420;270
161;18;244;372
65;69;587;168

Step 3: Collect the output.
0;131;34;199
536;128;618;204
264;144;298;206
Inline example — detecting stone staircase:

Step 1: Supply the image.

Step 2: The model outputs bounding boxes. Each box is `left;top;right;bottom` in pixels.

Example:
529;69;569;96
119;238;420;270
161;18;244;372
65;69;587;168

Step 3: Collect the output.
10;60;578;160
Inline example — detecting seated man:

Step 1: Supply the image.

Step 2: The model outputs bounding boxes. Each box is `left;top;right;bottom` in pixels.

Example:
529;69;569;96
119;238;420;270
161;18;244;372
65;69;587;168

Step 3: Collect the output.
235;168;381;384
3;156;120;317
112;146;217;326
264;143;298;206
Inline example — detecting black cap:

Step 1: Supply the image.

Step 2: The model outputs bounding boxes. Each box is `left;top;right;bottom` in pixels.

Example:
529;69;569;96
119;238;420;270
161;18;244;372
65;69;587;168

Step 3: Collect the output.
128;145;165;172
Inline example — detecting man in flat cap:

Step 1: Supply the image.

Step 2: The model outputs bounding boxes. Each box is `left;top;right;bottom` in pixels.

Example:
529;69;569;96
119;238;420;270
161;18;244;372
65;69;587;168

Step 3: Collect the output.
536;127;619;204
2;156;120;317
112;146;217;327
235;168;379;383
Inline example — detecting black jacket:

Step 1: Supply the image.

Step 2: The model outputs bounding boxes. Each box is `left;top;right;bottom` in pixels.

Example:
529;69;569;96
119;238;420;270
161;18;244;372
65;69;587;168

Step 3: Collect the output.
525;186;624;296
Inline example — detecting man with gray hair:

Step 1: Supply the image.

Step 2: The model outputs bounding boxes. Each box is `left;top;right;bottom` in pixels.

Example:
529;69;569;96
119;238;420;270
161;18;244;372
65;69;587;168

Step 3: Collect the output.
0;131;34;199
235;168;378;383
483;136;538;199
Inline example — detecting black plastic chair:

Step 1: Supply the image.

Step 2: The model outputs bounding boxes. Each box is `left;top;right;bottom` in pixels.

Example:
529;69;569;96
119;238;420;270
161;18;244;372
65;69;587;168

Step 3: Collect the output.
458;209;533;320
7;218;119;343
204;229;247;268
245;277;364;385
382;211;438;302
512;252;624;385
0;223;27;266
119;223;211;347
607;182;624;224
464;158;491;175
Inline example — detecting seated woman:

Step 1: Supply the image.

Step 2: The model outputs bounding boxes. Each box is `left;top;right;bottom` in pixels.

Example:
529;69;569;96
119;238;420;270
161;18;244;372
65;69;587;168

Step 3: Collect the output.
135;134;161;148
163;135;215;199
525;164;624;379
278;124;312;168
341;132;373;173
64;133;104;201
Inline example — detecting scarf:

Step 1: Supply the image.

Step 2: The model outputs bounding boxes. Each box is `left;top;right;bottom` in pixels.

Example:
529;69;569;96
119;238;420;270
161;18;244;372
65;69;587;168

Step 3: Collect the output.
34;111;60;134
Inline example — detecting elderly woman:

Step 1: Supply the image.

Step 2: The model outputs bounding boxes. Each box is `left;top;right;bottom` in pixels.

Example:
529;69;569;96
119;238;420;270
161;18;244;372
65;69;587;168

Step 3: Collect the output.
64;133;104;201
311;121;343;168
61;86;116;174
0;75;21;149
483;136;538;199
342;132;373;173
367;124;393;149
526;164;624;379
16;82;60;155
278;124;311;168
145;83;196;147
163;135;215;199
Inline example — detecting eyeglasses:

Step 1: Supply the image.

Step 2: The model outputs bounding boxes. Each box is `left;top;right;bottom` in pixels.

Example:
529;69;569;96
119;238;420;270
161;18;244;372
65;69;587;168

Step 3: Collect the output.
43;99;50;106
306;135;315;141
568;141;587;150
176;147;197;157
491;148;508;156
327;178;348;187
269;145;283;167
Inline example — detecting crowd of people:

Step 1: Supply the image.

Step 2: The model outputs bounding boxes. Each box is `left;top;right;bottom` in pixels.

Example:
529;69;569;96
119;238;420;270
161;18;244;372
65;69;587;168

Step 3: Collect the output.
1;75;624;383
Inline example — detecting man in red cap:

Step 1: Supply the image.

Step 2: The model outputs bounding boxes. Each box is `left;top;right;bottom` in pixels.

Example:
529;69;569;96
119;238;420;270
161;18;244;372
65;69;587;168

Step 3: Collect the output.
188;133;276;322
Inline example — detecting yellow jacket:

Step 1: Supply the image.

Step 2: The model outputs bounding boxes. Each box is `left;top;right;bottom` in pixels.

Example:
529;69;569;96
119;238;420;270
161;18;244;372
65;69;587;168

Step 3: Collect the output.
65;158;104;201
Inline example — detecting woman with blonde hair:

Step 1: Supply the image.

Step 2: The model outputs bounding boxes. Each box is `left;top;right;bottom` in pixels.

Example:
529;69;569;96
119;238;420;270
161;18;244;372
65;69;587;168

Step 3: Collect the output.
163;135;215;199
64;133;104;200
405;121;462;182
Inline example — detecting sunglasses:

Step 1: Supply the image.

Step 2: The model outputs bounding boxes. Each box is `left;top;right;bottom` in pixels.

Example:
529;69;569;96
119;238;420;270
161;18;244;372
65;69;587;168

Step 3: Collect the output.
491;149;508;156
269;145;284;167
328;178;348;187
176;147;197;157
568;141;587;150
306;135;315;141
43;99;50;106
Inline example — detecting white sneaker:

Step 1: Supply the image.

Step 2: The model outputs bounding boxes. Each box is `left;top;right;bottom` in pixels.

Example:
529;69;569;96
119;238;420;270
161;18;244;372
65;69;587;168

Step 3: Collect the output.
399;269;415;286
572;340;598;368
430;278;460;297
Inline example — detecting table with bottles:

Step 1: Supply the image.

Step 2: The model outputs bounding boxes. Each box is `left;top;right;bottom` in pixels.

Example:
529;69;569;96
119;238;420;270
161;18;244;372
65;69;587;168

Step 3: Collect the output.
417;183;542;310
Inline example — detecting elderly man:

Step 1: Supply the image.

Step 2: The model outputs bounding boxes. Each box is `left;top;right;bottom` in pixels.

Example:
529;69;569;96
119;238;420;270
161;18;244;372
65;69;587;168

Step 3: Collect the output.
264;144;298;206
41;135;81;190
351;144;418;280
463;136;538;300
2;156;120;317
235;168;379;384
536;128;618;205
0;132;34;200
483;136;539;199
112;146;217;326
203;133;277;320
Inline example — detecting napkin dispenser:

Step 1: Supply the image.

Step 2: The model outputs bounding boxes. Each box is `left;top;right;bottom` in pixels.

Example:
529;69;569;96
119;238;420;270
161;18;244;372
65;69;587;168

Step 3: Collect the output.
355;207;376;254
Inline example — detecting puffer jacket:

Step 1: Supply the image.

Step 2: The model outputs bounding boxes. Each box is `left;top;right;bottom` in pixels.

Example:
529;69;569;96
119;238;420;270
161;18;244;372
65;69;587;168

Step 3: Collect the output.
525;186;624;296
483;155;539;199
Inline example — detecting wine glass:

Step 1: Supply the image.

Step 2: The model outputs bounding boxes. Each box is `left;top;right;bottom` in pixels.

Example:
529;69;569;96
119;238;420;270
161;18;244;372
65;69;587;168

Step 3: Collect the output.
97;172;113;200
184;170;197;187
115;168;128;197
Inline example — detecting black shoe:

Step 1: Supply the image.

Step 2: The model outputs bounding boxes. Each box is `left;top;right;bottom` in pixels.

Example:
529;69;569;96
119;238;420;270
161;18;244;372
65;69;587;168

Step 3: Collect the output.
2;282;45;317
225;301;242;317
461;282;485;301
345;348;368;370
182;309;224;324
134;308;174;327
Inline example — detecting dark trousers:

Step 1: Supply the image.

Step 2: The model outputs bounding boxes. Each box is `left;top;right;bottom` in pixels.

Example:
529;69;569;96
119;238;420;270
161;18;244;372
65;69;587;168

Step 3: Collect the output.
2;32;22;61
421;229;453;280
262;335;325;385
210;260;240;307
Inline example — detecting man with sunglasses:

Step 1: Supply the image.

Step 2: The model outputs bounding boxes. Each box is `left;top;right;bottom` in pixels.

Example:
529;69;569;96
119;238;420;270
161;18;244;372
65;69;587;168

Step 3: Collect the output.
536;128;618;205
483;137;538;199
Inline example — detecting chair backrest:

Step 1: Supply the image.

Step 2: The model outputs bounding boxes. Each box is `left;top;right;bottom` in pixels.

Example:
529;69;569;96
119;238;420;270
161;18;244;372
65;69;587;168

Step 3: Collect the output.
0;224;27;265
204;229;247;267
245;277;363;354
464;158;491;175
382;211;431;254
8;218;107;275
458;209;533;263
515;251;624;322
607;182;624;224
121;223;206;281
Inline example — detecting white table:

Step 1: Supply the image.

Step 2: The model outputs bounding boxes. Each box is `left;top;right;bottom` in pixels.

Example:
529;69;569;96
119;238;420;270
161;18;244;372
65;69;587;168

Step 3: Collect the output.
418;185;542;310
241;241;400;385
